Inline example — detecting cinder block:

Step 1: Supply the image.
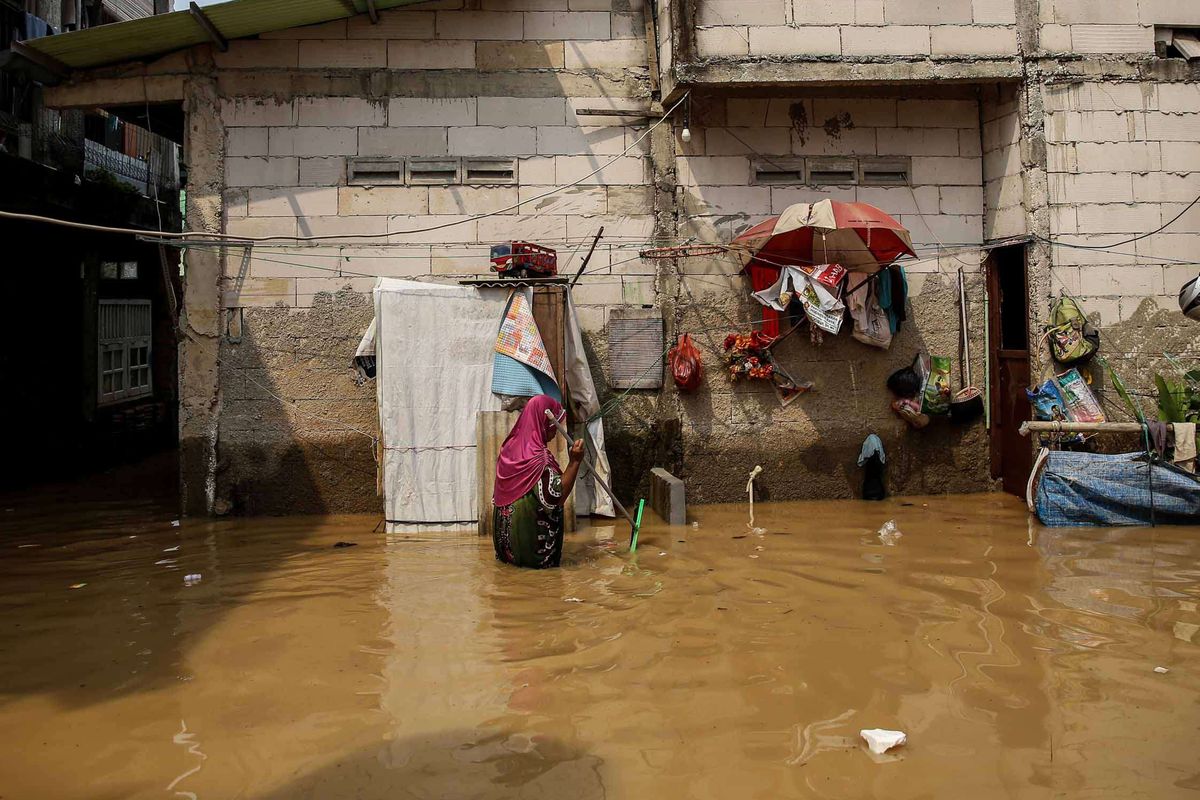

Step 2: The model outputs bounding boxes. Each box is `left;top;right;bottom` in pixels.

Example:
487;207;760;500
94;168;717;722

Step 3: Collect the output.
223;188;249;218
901;213;983;246
792;127;878;156
226;157;299;188
1077;264;1164;295
770;185;857;212
983;144;1021;179
649;467;686;525
564;213;654;239
984;173;1024;209
982;113;1020;151
814;98;898;128
435;10;525;39
297;40;386;68
607;185;654;215
1074;142;1161;173
477;213;568;242
1133;172;1200;202
430;246;483;276
227;127;269;156
248;187;339;217
960;129;984;157
697;0;785;25
388;97;477;127
482;0;568;9
1144;112;1200;142
358;127;448;156
554;155;646;184
681;185;772;216
536;125;627;155
429;186;519;215
447;126;537;156
608;11;642;38
299;157;346;186
749;25;841;55
213;40;299;69
1044;81;1156;113
338;186;430;216
1049;172;1134;204
268;127;358;157
676;155;752;186
293;277;378;309
228;215;298;241
972;0;1016;24
911;156;982;186
387;41;476;69
389;215;479;244
222;98;295;128
1075;202;1162;234
294;215;389;241
1159;141;1200;170
477;41;566;69
347;10;435;38
296;97;386;127
793;0;855;24
1140;0;1200;25
564;38;645;68
939;185;986;215
517;185;607;214
986;204;1028;238
896;99;978;128
1157;83;1200;114
1069;24;1154;54
876;127;961;156
1058;110;1144;143
1134;233;1200;265
704;127;791;156
856;0;885;23
857;185;939;214
886;0;973;24
1050;0;1137;23
1049;204;1077;235
524;11;611;40
1038;24;1072;51
843;25;930;56
931;25;1018;55
477;97;567;126
695;26;750;57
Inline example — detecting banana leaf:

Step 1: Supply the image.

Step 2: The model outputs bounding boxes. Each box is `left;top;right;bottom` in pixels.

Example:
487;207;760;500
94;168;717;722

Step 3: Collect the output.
1098;356;1144;423
1155;374;1186;423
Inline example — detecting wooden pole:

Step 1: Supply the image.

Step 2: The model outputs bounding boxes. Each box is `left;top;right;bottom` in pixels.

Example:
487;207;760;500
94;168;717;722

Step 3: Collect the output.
1020;421;1148;436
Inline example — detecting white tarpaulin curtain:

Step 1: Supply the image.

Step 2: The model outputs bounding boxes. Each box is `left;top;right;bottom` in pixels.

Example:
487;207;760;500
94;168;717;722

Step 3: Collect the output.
372;279;614;531
375;279;508;532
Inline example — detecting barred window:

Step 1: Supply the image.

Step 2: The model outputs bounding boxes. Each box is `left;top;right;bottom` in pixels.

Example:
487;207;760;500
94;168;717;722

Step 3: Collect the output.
98;299;152;405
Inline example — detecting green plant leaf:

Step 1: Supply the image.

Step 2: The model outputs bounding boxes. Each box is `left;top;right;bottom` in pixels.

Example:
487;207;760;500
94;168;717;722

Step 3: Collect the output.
1099;357;1144;423
1155;374;1185;423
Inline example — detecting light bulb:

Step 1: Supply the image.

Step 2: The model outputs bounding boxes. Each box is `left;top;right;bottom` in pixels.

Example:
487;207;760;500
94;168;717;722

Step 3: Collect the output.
680;127;692;143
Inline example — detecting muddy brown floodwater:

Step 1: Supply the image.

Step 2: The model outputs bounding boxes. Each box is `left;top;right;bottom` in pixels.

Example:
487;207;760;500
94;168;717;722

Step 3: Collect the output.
2;491;1200;799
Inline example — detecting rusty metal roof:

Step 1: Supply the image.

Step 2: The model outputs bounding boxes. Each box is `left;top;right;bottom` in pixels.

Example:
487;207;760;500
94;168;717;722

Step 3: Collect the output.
23;0;431;70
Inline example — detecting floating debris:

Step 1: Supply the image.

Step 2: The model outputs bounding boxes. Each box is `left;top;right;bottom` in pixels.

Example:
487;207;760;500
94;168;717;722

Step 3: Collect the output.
564;597;585;603
860;728;906;755
69;583;87;590
1154;666;1170;674
183;574;202;586
878;520;903;546
333;541;358;549
163;546;179;553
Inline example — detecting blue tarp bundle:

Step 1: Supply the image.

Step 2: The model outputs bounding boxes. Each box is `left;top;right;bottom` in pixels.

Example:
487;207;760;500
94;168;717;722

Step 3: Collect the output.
1034;450;1200;527
491;352;561;403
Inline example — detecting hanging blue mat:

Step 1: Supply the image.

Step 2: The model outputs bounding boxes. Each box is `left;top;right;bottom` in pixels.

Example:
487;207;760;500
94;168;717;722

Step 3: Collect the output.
491;352;561;402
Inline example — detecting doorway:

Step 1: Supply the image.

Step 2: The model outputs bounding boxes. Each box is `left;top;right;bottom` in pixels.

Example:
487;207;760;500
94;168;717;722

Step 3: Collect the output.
986;245;1033;496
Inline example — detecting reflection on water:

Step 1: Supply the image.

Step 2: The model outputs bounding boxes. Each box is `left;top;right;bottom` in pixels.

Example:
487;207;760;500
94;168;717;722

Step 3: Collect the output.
1;493;1199;798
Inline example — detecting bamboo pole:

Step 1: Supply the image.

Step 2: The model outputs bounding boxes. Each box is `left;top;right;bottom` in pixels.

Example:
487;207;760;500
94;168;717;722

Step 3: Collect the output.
1020;421;1148;436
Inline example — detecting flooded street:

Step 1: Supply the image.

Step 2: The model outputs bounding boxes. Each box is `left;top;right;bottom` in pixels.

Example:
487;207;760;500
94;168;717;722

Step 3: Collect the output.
2;491;1199;799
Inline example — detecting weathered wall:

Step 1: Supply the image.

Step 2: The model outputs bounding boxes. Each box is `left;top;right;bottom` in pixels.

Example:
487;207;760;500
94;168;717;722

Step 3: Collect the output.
671;91;992;502
693;0;1019;59
1036;0;1200;55
209;0;655;513
1041;77;1200;405
982;84;1027;241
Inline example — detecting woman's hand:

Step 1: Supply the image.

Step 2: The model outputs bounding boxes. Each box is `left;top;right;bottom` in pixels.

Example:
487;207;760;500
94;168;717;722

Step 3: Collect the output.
569;438;585;464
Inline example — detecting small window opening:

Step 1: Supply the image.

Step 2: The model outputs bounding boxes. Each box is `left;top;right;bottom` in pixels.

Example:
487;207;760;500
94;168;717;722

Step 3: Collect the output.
407;159;460;185
464;158;516;185
752;157;806;185
347;158;403;185
808;157;858;186
859;157;912;186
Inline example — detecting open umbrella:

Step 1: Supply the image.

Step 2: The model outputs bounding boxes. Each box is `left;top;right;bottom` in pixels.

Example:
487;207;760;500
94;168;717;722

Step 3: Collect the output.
732;199;916;336
731;199;916;275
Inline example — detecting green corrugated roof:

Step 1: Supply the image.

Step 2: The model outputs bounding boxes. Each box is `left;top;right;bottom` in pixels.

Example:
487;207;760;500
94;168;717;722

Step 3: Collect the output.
25;0;431;70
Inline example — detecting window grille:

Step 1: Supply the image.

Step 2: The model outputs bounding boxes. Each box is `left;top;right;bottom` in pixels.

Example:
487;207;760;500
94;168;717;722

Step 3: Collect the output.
98;299;152;405
608;310;664;390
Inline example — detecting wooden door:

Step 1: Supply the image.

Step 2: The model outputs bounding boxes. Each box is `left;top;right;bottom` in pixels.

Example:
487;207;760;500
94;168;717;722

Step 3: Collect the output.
986;246;1033;497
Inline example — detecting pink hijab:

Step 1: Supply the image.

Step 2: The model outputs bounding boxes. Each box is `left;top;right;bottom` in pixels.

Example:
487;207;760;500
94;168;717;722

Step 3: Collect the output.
493;395;564;507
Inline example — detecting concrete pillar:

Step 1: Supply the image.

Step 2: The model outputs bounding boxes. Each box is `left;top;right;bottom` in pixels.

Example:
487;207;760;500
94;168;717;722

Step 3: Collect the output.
179;71;225;515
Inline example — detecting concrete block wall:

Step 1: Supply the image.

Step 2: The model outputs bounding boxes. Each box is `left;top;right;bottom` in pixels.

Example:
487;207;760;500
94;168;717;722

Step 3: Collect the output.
693;0;1018;59
1037;0;1200;55
982;84;1027;240
672;93;992;502
211;0;656;513
1041;78;1200;410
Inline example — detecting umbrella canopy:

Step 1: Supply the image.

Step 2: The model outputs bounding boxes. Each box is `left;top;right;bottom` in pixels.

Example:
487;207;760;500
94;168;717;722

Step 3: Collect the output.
732;200;917;275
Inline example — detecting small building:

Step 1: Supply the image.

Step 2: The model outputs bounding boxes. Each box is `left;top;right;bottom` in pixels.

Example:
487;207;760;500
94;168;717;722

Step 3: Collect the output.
11;0;1200;514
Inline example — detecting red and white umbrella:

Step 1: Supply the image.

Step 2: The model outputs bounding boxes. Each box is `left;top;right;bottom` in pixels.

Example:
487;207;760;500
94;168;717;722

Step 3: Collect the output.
731;199;917;275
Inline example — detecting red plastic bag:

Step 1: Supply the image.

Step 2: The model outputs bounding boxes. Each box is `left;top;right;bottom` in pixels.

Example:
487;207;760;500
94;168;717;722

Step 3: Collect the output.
669;334;704;393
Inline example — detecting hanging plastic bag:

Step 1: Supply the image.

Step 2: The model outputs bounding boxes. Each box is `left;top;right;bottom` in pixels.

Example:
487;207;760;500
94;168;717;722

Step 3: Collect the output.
921;355;952;416
669;333;704;393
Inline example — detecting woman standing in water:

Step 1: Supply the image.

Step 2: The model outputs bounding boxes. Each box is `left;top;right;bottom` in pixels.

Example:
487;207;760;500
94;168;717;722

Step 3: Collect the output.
493;394;585;569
